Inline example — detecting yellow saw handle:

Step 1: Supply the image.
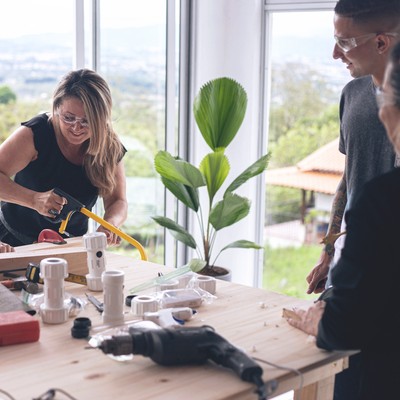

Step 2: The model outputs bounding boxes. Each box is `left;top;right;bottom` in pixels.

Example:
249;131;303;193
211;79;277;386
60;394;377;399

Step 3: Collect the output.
80;207;147;261
54;188;147;261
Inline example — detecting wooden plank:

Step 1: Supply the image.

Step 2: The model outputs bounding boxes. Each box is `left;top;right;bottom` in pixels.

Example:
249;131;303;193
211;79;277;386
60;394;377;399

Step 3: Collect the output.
0;237;88;275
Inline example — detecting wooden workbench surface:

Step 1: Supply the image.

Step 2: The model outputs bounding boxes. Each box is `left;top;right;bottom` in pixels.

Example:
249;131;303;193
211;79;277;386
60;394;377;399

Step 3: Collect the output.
0;252;354;400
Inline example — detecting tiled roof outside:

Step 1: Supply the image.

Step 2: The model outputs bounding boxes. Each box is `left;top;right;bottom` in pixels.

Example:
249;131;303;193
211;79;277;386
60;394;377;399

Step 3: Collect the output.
266;138;345;195
297;138;344;173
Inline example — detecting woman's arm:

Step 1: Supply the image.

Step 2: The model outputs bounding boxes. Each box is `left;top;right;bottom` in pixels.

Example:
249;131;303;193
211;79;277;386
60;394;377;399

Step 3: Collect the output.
97;162;128;246
0;126;66;217
0;242;14;253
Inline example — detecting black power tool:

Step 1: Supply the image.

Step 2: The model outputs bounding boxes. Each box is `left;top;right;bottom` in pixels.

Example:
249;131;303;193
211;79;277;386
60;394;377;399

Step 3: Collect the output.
98;325;278;399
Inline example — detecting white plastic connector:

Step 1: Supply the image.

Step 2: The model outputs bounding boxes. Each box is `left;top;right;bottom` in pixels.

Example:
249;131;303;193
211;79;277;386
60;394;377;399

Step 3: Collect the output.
39;257;69;324
102;270;125;325
84;232;107;291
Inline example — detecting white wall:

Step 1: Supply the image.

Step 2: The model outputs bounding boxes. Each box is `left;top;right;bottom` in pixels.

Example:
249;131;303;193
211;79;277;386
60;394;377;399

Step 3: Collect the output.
189;0;265;286
315;193;334;213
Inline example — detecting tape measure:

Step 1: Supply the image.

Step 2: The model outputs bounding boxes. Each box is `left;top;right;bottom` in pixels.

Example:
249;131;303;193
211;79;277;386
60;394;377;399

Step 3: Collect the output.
25;263;87;286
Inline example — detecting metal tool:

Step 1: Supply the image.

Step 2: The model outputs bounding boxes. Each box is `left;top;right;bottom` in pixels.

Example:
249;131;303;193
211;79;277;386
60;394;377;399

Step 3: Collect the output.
48;188;147;261
85;293;104;313
97;325;273;400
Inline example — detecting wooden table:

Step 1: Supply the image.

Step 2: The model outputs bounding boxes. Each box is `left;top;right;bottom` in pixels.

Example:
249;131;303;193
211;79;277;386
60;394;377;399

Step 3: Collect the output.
0;251;355;400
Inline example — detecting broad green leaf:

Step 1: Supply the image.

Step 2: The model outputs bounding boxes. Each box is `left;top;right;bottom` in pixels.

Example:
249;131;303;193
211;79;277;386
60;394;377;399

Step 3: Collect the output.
225;153;271;195
154;151;205;188
220;239;263;253
188;258;207;272
209;192;250;231
193;77;247;151
199;150;230;203
151;216;197;249
161;176;199;211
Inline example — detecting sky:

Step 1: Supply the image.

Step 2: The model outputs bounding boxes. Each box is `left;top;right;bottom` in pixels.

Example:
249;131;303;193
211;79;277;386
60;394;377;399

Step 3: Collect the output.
0;1;333;39
273;10;334;38
0;0;166;39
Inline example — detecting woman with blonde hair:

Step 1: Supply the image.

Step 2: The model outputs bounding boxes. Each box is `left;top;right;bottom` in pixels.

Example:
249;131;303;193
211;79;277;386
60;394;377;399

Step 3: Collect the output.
0;69;127;247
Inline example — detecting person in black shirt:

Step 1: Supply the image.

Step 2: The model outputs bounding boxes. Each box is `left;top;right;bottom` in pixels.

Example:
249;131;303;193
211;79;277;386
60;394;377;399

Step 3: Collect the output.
0;69;127;247
286;40;400;400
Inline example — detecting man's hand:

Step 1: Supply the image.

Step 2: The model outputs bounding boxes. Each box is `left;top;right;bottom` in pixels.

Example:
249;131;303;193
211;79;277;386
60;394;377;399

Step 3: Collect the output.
285;301;326;336
306;250;332;294
0;241;14;253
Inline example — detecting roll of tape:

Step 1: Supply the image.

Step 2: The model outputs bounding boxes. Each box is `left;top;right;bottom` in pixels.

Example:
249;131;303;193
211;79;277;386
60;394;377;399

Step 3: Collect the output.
131;295;158;317
195;275;217;295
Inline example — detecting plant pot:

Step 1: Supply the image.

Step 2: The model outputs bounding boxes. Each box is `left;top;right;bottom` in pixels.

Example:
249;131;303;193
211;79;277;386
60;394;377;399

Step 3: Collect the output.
198;266;232;282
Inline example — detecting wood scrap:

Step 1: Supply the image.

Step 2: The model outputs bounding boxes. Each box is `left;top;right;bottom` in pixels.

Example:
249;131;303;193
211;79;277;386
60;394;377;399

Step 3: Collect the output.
282;307;302;321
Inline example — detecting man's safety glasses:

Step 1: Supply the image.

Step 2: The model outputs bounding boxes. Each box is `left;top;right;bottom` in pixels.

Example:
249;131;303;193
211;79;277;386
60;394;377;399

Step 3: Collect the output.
334;32;398;53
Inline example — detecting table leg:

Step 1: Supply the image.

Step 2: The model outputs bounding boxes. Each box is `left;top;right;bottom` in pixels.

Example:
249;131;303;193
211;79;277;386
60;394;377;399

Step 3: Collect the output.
293;375;334;400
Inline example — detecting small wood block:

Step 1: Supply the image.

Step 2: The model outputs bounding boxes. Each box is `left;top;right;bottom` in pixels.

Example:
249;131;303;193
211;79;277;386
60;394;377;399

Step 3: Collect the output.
282;307;302;321
0;310;40;346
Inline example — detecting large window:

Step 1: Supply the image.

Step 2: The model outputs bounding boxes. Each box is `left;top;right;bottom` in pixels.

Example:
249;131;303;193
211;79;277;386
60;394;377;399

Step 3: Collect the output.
0;0;179;264
263;7;351;299
0;1;74;140
94;0;172;263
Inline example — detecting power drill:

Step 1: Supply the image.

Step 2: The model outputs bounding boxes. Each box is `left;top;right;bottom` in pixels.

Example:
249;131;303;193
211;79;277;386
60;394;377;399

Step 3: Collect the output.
98;325;277;399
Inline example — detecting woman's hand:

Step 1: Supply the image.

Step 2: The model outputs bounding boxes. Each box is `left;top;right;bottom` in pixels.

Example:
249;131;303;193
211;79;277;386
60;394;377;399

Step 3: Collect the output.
285;301;326;337
33;190;67;218
0;241;14;253
97;225;122;247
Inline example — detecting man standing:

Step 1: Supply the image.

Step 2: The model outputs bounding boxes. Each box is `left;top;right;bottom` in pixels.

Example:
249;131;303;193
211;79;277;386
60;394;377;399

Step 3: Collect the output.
305;0;400;398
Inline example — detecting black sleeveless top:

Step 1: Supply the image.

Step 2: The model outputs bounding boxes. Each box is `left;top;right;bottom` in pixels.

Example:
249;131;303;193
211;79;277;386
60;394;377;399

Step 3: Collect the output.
0;113;98;243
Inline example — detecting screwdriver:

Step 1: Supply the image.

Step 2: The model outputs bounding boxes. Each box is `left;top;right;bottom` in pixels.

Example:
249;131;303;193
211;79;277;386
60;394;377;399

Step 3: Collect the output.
85;293;104;313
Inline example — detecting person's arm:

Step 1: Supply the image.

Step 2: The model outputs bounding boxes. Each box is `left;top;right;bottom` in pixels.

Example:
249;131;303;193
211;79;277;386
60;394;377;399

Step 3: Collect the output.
306;170;347;294
285;301;326;336
97;162;128;246
0;126;66;217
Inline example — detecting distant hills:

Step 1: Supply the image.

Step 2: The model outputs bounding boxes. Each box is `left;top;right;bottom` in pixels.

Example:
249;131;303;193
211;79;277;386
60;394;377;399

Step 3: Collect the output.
0;26;350;99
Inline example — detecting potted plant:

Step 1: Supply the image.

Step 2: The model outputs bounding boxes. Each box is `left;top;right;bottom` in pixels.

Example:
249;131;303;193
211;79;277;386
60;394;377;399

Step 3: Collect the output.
152;77;270;279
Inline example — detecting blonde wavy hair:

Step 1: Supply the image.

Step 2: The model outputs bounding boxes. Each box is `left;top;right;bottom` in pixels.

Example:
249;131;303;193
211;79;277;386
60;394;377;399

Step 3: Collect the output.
51;69;124;197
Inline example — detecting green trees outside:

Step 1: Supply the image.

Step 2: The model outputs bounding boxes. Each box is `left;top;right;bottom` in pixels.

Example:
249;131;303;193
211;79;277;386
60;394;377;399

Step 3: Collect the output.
269;63;340;167
263;244;321;300
0;101;49;143
0;63;339;179
266;63;340;228
0;86;17;105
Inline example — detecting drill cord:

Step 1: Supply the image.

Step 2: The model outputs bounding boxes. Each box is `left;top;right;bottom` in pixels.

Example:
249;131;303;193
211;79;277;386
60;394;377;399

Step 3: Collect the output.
252;356;304;398
251;374;278;400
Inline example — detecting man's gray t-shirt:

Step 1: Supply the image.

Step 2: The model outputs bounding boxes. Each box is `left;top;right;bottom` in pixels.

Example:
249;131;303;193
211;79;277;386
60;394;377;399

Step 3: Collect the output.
339;75;396;209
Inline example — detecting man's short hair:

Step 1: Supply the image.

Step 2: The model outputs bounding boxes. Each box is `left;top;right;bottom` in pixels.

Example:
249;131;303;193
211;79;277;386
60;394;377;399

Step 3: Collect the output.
335;0;400;32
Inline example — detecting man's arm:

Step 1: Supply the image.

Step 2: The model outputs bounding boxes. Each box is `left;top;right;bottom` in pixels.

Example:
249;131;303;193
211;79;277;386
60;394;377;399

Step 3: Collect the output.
306;171;347;294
